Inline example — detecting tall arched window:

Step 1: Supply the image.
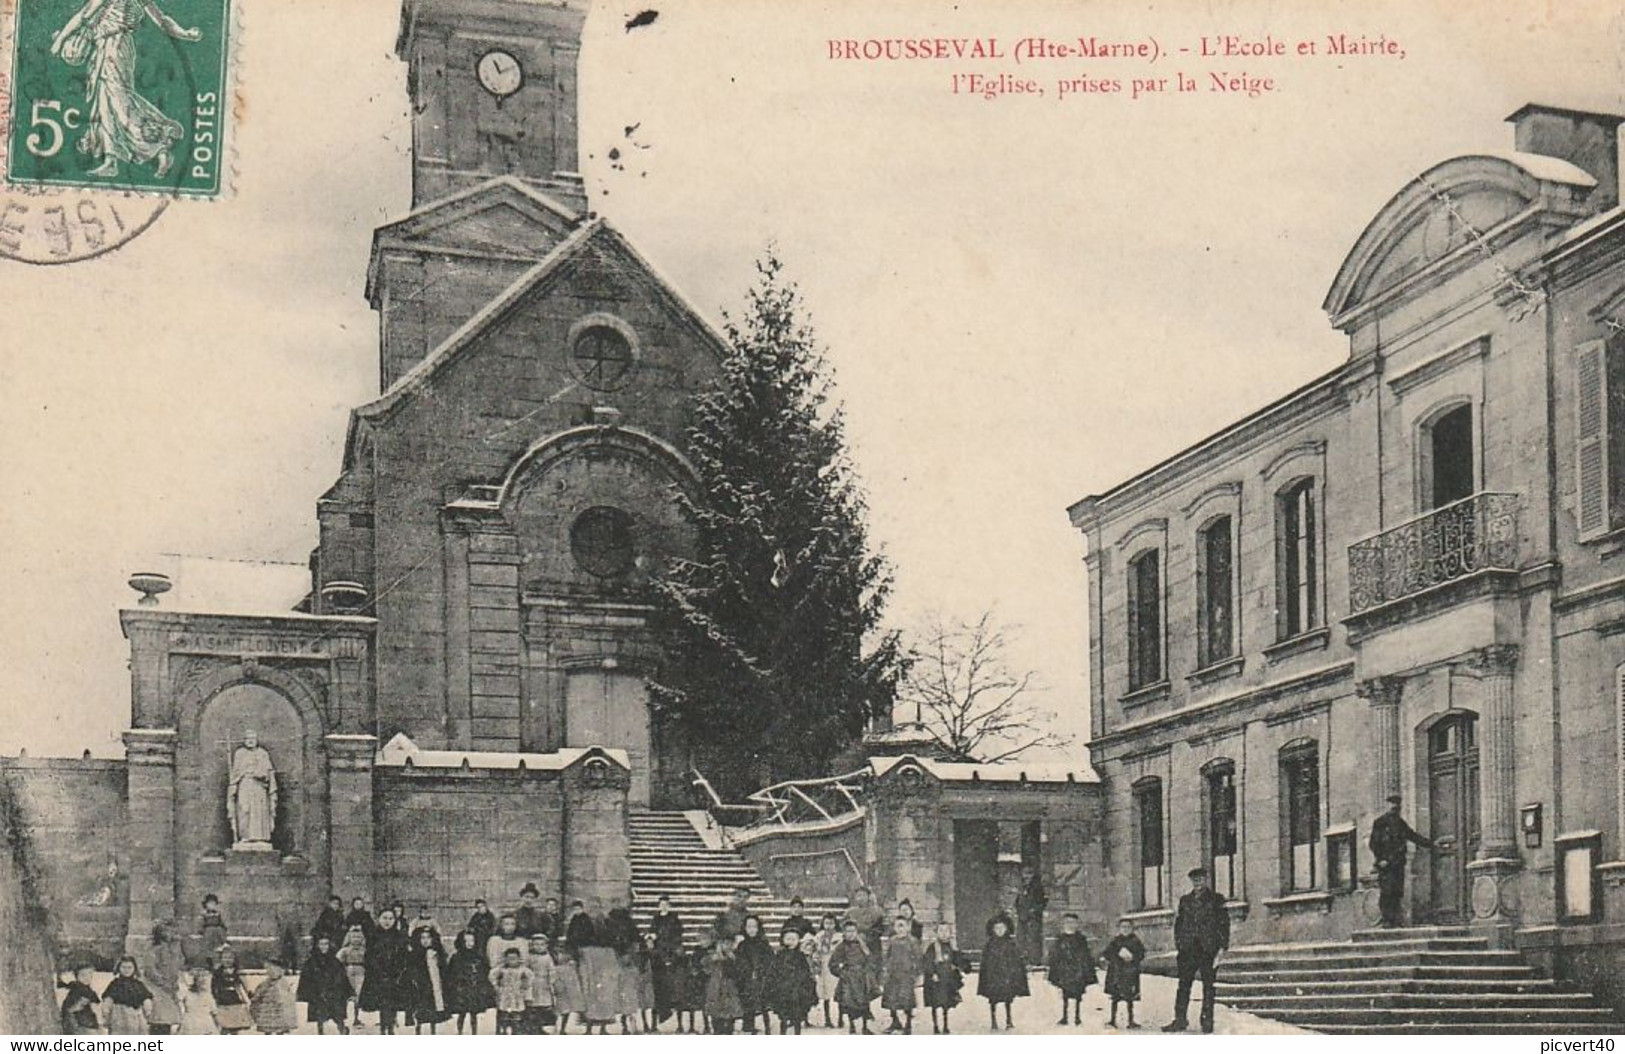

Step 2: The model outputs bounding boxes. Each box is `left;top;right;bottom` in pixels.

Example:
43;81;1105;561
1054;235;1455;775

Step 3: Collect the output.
1197;517;1235;668
1133;776;1165;908
1127;549;1164;691
1420;401;1475;511
1279;739;1320;893
1201;759;1238;900
1276;479;1318;640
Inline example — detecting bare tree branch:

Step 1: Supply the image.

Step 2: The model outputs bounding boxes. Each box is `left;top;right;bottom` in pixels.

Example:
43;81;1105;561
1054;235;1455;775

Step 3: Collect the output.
894;610;1073;763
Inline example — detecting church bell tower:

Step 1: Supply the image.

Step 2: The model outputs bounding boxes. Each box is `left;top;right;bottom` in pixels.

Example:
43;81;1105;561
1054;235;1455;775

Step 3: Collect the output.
396;0;589;209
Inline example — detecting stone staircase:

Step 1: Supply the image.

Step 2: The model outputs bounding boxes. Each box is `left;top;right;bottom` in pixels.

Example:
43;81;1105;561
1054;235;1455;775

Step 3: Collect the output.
627;811;846;945
1215;926;1620;1033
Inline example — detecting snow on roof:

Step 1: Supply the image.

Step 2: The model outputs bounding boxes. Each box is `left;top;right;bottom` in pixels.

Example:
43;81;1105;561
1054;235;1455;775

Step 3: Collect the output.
376;732;629;771
1486;149;1600;188
869;753;1099;785
128;554;310;617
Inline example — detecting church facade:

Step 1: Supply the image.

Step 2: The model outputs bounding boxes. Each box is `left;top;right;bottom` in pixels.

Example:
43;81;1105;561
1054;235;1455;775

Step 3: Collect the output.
1068;105;1625;1010
1;0;738;960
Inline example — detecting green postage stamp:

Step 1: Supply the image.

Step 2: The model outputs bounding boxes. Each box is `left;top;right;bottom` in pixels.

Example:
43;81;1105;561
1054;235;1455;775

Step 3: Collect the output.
7;0;231;197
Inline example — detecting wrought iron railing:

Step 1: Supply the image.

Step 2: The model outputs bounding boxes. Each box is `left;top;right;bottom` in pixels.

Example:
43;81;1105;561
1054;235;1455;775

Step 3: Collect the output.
739;770;869;831
1347;492;1520;615
688;767;870;845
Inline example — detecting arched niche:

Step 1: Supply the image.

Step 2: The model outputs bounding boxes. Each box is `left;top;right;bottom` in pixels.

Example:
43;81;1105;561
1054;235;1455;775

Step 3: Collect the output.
196;684;307;855
499;426;698;595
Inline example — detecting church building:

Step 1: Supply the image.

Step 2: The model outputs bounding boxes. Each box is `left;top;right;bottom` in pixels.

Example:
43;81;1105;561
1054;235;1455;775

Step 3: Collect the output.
1069;104;1625;1016
5;0;726;958
1;0;1108;970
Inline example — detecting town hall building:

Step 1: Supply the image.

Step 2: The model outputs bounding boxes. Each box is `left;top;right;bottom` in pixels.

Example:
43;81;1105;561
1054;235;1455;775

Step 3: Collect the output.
1069;104;1625;1018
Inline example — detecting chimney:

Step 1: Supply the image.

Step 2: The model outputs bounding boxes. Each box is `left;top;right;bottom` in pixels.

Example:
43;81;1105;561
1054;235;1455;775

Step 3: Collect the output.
1506;103;1624;212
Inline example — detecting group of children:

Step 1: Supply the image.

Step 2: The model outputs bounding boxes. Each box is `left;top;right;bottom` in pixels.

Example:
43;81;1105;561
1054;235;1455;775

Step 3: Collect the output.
58;886;1151;1036
1045;917;1151;1030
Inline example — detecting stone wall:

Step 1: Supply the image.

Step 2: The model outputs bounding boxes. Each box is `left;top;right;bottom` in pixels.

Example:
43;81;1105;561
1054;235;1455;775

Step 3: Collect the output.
735;816;867;902
374;767;566;917
0;767;65;1032
0;757;129;963
864;765;1104;952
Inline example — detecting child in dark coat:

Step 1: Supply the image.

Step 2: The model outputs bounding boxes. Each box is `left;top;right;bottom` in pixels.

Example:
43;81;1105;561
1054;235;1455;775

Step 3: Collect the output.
297;935;354;1034
828;919;876;1034
102;956;154;1034
1100;919;1146;1029
881;915;923;1034
676;943;707;1033
61;964;102;1034
404;927;451;1034
977;915;1028;1031
445;929;496;1034
766;928;817;1034
733;916;774;1034
359;908;410;1034
921;922;968;1034
1046;913;1098;1026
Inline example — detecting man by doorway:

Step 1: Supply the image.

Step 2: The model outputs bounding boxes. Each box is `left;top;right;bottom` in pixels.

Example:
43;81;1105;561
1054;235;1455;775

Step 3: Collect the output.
1369;794;1437;928
1163;867;1229;1034
1015;867;1047;963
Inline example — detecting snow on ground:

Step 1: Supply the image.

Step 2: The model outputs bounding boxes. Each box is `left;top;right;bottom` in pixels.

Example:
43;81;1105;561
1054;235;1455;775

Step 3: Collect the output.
75;967;1310;1036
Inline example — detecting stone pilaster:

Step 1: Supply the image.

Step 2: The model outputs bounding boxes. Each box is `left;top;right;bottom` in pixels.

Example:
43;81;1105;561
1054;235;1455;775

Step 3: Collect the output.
869;763;945;924
329;636;370;735
1466;645;1520;858
122;729;177;952
1463;645;1521;944
1356;675;1405;804
123;614;175;728
325;734;377;902
562;752;632;909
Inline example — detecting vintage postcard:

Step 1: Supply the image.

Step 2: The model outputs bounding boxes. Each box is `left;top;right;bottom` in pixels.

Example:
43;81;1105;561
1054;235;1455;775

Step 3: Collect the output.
1;0;1623;1040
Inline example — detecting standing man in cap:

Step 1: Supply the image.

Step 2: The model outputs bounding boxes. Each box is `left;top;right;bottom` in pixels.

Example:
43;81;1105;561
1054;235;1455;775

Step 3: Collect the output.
1369;794;1436;928
1163;867;1229;1034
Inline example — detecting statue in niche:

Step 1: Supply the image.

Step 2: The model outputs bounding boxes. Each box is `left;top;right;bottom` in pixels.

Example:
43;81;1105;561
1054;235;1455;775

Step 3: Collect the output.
227;730;278;849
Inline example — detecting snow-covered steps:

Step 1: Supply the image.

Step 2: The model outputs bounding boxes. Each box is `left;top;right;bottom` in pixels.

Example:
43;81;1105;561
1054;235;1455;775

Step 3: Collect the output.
1215;927;1618;1033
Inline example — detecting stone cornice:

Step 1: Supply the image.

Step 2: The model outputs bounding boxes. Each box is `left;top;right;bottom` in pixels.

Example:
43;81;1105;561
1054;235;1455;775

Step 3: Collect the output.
1091;661;1354;754
1069;364;1351;529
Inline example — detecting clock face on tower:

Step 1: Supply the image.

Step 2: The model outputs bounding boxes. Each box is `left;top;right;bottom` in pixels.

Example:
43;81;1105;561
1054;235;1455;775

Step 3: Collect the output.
476;49;524;99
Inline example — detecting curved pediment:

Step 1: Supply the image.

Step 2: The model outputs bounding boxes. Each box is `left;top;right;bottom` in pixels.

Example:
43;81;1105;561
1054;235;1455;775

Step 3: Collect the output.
496;425;699;595
1323;152;1597;329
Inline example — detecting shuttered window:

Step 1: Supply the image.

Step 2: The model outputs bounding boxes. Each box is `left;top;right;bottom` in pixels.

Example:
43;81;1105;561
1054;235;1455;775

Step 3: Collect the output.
1577;337;1625;539
1617;663;1625;858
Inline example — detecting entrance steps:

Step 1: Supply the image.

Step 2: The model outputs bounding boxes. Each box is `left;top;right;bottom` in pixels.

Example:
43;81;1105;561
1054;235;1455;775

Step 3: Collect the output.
1216;926;1619;1033
627;811;845;945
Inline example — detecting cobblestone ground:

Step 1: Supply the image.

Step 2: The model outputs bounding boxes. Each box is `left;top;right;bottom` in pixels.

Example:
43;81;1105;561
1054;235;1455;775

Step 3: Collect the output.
108;968;1308;1036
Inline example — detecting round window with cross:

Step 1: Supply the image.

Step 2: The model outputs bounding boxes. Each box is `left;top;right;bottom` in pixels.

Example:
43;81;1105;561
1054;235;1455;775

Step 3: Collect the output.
571;324;636;391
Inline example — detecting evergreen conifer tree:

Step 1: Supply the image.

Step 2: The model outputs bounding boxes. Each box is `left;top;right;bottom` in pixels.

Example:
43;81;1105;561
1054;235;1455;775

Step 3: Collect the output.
649;253;904;797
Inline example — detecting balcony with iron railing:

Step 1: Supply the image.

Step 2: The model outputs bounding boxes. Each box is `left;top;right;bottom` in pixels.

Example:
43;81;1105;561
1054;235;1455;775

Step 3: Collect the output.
1346;492;1521;618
